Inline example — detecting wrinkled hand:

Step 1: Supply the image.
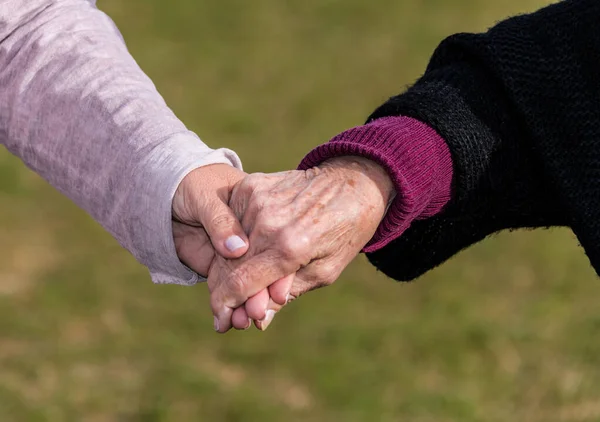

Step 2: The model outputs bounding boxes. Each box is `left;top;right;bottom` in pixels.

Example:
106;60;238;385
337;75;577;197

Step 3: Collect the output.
208;157;394;333
172;164;249;277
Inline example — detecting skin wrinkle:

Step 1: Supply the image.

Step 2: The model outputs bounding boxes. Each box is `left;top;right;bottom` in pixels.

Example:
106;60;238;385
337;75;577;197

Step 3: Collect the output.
172;164;251;290
212;157;394;333
213;156;395;332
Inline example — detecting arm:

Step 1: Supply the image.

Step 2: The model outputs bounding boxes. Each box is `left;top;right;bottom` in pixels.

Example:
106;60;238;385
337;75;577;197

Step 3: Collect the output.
300;0;598;281
202;0;600;331
0;0;243;284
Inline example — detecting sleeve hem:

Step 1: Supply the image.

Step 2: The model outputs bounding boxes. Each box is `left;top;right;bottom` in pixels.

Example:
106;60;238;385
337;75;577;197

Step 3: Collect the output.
132;132;242;285
298;116;453;252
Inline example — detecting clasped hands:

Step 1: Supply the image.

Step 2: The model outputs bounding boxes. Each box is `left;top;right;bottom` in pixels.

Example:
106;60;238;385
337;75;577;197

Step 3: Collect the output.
172;157;394;333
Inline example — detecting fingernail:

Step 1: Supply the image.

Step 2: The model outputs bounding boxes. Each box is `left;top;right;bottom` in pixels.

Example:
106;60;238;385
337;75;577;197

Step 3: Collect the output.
225;235;246;252
213;316;220;332
244;318;252;330
286;293;292;304
260;310;276;331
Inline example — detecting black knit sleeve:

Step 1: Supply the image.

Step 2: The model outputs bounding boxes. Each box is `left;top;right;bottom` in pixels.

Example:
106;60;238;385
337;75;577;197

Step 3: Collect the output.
366;0;600;281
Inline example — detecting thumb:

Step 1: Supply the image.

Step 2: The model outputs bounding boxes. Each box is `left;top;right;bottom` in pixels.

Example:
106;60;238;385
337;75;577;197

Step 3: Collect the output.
200;197;249;259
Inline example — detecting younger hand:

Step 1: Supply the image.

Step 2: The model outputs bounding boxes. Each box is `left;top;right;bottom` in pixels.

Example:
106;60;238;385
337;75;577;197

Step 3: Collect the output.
172;164;250;278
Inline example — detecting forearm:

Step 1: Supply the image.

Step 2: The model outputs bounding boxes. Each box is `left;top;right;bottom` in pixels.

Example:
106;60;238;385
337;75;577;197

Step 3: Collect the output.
300;0;600;280
0;1;241;284
364;0;600;280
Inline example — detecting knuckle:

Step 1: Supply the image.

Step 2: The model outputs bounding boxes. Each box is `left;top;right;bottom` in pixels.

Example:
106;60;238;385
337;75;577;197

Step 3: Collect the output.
301;275;331;293
212;263;248;306
291;278;321;298
315;262;342;286
250;189;270;211
240;173;258;188
227;267;249;299
255;209;282;233
244;173;267;193
233;175;261;202
277;228;309;261
209;212;235;230
210;295;223;316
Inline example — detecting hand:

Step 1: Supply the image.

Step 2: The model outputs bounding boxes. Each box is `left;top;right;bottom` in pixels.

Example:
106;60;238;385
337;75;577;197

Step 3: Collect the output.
207;157;394;333
172;164;250;278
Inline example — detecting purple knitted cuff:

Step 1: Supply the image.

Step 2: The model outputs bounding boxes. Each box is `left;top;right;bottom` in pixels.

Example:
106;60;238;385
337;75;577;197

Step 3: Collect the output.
298;116;453;252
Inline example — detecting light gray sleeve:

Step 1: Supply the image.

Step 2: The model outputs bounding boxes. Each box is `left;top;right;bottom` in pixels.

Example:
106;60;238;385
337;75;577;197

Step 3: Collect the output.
0;0;242;285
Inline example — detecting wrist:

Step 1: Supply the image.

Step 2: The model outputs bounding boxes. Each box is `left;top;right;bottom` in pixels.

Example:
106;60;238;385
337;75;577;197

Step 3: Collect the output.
299;117;453;252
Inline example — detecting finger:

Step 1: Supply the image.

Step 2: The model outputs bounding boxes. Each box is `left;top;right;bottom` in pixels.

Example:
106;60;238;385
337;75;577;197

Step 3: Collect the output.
254;298;283;331
199;198;249;259
244;288;271;321
254;272;315;331
210;249;302;314
268;273;294;305
173;222;214;276
243;273;295;322
231;306;251;330
212;304;233;334
283;263;338;307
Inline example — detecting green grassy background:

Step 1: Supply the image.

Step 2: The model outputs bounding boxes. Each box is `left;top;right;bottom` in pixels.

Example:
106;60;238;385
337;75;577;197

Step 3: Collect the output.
1;0;599;421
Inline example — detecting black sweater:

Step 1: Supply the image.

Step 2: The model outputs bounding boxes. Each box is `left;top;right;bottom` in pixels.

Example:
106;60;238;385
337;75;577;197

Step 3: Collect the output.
365;0;600;281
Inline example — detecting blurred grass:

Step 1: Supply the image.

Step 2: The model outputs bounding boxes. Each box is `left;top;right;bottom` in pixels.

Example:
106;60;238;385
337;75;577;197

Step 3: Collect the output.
2;0;600;421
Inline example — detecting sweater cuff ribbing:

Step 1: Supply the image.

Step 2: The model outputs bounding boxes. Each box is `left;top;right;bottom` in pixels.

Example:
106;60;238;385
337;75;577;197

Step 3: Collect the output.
298;116;453;252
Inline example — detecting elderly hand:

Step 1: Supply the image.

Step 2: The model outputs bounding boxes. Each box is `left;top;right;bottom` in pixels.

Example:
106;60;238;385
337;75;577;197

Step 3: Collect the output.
172;164;250;277
207;157;394;333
